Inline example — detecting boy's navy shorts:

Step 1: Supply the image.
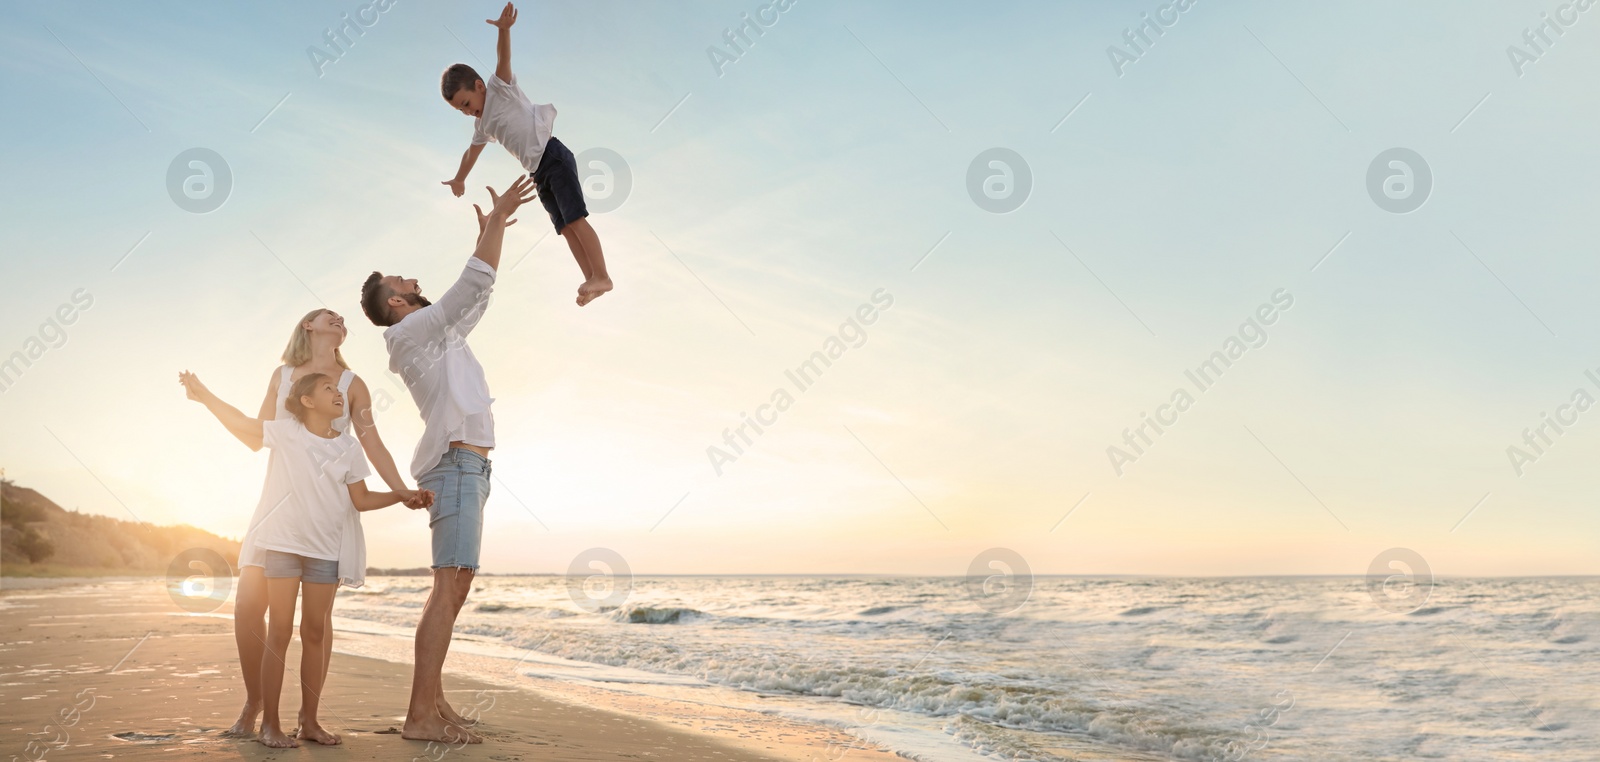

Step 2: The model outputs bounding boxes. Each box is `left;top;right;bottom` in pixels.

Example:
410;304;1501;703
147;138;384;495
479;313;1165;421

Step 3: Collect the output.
531;136;588;234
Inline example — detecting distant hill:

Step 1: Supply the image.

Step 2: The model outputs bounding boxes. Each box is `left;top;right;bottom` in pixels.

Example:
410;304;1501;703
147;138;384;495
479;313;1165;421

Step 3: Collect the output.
1;478;240;577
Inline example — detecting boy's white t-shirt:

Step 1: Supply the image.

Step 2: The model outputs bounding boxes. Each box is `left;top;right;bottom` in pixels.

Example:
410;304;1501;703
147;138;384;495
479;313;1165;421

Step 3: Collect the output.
471;73;557;174
247;419;370;563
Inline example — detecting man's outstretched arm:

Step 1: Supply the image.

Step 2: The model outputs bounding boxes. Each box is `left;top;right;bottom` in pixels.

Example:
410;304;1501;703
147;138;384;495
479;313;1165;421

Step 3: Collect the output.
406;176;539;339
474;199;517;245
471;175;537;271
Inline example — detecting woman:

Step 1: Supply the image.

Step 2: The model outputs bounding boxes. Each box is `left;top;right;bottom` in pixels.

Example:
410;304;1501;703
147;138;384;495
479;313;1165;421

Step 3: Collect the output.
183;369;426;747
224;309;417;740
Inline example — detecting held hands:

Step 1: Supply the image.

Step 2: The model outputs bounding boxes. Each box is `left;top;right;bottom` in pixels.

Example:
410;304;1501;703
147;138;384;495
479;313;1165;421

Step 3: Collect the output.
400;489;436;510
485;175;537;221
177;371;212;403
487;2;517;29
442;178;466;197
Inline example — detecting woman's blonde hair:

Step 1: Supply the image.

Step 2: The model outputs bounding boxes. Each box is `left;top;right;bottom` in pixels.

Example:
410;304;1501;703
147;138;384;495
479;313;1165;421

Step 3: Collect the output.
281;309;350;370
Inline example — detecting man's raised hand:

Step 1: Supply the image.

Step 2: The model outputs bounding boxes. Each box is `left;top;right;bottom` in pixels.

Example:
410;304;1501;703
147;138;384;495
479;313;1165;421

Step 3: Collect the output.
474;203;517;239
487;2;517;29
485;175;537;220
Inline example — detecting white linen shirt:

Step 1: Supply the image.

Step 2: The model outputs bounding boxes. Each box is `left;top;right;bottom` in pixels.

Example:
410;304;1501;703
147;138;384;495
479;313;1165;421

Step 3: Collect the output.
238;367;371;588
249;420;369;565
471;72;557;175
384;258;498;481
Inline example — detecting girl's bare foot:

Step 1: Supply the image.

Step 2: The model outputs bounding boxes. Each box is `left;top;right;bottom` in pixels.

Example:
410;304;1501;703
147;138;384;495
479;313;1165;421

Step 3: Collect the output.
258;724;299;748
298;722;342;745
222;702;259;737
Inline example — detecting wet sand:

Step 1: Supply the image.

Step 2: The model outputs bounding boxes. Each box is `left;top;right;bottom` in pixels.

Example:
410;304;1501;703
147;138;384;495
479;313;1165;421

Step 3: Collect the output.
0;578;902;761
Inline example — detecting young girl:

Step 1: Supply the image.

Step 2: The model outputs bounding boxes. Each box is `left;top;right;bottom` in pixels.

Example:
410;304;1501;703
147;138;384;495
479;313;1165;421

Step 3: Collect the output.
224;309;420;741
180;370;431;748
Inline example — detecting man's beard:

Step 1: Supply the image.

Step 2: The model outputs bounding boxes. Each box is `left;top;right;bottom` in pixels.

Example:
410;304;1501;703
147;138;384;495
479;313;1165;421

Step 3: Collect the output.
401;292;432;309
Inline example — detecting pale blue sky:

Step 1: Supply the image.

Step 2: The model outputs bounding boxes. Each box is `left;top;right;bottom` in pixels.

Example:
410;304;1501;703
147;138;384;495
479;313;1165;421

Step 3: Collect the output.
2;0;1598;574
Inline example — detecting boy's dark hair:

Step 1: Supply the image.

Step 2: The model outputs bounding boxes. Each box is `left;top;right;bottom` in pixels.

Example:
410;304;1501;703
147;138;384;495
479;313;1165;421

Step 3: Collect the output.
286;372;331;424
441;63;482;100
361;271;394;327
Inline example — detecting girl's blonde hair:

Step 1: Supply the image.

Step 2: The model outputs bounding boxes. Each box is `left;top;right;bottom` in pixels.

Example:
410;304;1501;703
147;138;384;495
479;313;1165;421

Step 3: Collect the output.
281;309;351;370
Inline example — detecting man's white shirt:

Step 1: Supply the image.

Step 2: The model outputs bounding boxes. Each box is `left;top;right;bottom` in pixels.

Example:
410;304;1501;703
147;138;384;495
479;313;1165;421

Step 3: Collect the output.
384;258;497;480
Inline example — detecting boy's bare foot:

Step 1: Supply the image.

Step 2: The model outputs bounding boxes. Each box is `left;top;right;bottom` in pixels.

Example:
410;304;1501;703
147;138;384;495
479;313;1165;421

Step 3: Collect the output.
577;276;612;306
403;711;482;744
258;724;299;748
438;698;478;727
222;702;259;737
298;722;342;745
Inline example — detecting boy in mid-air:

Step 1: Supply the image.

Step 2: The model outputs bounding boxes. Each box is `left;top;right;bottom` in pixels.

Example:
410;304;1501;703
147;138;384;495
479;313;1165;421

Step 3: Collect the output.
440;2;612;306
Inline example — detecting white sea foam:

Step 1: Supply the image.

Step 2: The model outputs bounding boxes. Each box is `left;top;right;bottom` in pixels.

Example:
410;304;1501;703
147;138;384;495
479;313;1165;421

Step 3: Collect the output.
327;576;1600;761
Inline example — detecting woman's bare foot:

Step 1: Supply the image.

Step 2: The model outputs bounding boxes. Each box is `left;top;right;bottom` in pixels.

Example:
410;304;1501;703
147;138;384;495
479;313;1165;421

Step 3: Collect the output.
577;276;612;306
298;722;342;745
258;724;300;748
222;702;259;737
437;698;478;727
403;711;482;744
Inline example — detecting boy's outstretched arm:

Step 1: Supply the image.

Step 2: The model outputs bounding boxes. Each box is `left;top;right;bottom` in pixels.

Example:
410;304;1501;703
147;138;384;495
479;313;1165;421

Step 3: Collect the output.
179;371;264;450
443;143;486;197
487;2;516;83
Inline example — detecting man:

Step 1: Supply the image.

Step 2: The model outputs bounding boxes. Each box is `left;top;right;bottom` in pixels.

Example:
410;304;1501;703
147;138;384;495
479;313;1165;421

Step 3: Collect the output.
358;177;536;743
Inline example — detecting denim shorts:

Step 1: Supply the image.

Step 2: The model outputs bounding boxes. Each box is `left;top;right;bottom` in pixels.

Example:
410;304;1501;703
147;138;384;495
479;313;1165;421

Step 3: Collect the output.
531;136;588;234
419;447;491;570
263;550;339;585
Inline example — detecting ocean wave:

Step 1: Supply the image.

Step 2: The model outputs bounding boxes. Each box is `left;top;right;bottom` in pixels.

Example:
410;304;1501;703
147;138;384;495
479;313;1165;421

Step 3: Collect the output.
611;605;706;624
341;587;389;596
326;576;1600;762
474;602;579;616
485;628;1242;760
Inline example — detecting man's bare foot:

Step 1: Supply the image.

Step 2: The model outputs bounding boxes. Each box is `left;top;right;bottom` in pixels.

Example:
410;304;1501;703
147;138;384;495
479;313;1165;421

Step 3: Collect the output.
258;724;299;748
298;722;342;745
437;698;478;727
576;276;612;306
403;712;482;744
222;702;259;737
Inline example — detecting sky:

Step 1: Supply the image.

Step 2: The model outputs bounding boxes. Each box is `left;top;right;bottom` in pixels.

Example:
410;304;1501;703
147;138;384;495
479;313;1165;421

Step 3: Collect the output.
2;0;1599;576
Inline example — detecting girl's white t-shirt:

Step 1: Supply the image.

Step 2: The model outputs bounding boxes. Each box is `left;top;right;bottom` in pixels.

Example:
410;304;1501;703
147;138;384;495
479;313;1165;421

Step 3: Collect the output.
238;367;371;587
248;419;369;563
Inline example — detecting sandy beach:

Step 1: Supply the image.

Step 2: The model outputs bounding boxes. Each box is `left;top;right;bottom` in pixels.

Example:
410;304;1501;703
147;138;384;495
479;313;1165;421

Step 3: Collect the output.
0;577;902;762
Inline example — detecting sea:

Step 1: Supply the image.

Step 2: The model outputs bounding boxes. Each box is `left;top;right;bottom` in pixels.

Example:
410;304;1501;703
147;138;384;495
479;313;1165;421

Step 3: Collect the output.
323;575;1597;761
